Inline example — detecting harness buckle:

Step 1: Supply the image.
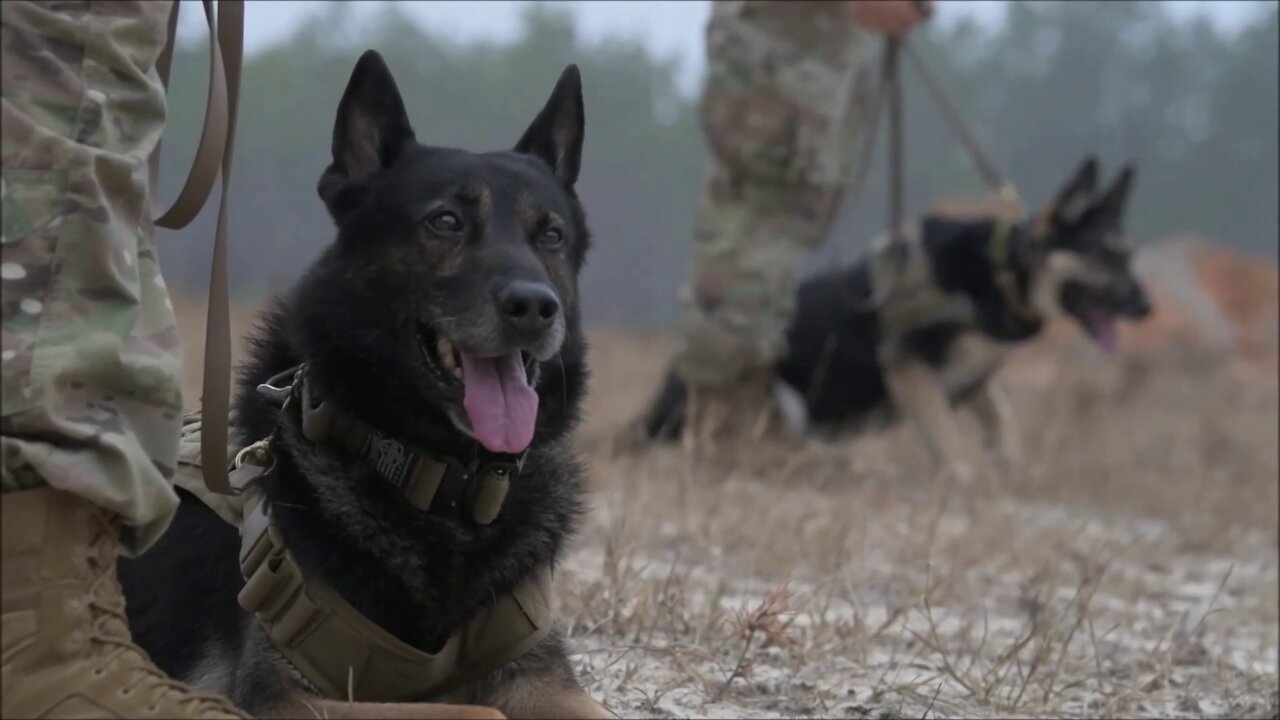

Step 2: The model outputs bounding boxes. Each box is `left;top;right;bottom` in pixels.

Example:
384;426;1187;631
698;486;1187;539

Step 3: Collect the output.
998;182;1026;216
233;438;273;469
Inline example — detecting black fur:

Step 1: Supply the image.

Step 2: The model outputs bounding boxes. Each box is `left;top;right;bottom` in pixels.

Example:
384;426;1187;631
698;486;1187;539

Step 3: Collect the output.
641;157;1150;440
121;51;594;714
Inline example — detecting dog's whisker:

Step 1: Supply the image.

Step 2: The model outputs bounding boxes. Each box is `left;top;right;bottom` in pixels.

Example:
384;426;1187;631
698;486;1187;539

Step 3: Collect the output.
557;338;570;411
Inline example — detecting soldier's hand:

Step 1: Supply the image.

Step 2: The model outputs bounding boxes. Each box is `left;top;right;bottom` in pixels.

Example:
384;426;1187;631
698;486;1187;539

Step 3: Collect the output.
849;0;932;37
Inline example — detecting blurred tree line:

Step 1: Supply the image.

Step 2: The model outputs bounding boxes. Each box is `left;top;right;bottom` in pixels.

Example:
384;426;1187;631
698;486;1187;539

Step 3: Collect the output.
156;1;1278;327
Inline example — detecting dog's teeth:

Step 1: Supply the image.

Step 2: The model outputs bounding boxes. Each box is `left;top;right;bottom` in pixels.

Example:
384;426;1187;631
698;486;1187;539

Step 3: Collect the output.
451;367;463;380
437;339;457;371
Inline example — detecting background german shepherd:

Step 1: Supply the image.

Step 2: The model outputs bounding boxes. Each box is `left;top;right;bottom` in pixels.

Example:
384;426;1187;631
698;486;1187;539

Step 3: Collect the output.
121;51;611;719
640;158;1151;480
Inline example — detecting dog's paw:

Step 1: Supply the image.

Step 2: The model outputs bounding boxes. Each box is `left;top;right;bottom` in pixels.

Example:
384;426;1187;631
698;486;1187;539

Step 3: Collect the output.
995;447;1022;481
770;379;810;440
943;459;978;487
998;423;1023;463
944;453;998;487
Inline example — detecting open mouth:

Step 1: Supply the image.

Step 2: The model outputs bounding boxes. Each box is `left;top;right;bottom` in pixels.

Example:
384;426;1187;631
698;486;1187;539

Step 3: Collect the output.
418;323;542;454
1062;289;1119;355
1079;304;1117;355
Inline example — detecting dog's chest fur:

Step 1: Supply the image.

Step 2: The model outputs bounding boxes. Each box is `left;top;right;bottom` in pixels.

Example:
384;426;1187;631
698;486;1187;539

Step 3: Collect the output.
934;331;1012;397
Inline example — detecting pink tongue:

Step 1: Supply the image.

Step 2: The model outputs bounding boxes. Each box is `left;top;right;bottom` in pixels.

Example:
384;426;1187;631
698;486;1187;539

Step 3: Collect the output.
459;352;539;453
1086;310;1118;355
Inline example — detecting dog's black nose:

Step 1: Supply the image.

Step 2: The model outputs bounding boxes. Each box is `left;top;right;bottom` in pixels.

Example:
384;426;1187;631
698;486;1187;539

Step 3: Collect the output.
1126;284;1152;319
498;281;560;334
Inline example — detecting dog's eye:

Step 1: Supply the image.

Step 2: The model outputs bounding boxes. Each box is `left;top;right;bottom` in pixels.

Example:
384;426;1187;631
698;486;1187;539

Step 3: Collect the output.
427;211;462;234
538;228;564;250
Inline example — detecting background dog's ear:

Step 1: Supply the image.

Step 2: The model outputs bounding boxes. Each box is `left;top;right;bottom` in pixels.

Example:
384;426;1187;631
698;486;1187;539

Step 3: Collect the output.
514;64;585;189
1048;156;1099;226
1093;164;1136;222
318;50;416;215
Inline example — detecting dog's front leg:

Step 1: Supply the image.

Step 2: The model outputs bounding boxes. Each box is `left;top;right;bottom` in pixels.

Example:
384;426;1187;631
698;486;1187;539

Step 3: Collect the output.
970;381;1021;474
491;680;615;720
880;350;991;484
470;634;615;719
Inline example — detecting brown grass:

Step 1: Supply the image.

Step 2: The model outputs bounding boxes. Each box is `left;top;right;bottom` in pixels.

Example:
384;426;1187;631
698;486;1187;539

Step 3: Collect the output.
175;295;1279;719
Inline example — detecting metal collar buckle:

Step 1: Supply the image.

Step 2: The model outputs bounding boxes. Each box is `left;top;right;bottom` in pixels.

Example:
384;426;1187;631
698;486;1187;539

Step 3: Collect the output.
256;364;302;406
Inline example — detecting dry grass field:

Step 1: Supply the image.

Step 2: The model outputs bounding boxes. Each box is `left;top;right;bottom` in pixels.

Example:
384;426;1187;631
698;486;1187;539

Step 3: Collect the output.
173;295;1278;719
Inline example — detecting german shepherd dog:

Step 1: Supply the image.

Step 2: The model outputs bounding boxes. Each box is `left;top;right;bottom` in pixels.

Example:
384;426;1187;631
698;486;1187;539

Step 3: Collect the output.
120;52;611;719
638;158;1151;480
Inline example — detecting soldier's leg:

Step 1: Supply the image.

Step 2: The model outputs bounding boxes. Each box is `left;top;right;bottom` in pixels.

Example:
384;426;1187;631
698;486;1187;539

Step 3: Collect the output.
2;0;181;552
636;1;877;444
1;2;244;716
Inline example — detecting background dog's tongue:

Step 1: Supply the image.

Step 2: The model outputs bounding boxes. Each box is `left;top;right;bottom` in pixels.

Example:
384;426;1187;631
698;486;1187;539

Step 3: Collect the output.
1086;310;1118;355
459;352;538;453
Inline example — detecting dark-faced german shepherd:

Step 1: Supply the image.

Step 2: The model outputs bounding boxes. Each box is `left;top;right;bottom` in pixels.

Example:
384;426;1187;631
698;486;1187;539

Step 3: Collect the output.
120;51;611;719
639;158;1151;480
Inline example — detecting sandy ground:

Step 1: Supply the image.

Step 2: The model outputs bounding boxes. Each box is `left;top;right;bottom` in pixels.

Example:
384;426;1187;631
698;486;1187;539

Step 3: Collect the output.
176;300;1278;719
563;331;1278;719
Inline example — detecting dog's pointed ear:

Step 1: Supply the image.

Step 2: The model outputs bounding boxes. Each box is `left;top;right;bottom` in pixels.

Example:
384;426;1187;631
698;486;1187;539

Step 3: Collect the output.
1093;164;1135;222
514;64;585;189
318;50;416;213
1048;156;1099;226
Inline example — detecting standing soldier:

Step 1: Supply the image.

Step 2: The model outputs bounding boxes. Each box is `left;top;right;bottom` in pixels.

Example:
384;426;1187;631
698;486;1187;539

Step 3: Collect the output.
0;2;248;716
626;0;930;446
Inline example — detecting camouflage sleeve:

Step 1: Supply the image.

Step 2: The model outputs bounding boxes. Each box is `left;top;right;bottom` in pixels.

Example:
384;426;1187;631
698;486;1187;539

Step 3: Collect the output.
1;0;181;555
673;0;878;388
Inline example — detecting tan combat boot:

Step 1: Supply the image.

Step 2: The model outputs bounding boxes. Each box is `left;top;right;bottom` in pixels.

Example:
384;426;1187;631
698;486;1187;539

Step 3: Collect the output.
681;370;780;448
1;486;248;719
613;366;788;458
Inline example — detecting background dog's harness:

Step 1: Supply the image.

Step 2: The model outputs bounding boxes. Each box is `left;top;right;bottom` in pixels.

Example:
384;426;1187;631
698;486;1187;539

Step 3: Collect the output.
850;215;1040;351
175;366;552;702
988;218;1042;325
829;26;1047;347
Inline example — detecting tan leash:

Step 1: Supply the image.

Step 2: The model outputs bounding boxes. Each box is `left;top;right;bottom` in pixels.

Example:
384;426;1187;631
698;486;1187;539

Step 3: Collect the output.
844;10;1030;308
900;40;1024;215
148;1;244;496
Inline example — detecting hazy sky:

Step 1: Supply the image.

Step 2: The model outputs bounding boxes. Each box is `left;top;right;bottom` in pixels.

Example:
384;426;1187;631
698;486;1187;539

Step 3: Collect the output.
180;0;1270;96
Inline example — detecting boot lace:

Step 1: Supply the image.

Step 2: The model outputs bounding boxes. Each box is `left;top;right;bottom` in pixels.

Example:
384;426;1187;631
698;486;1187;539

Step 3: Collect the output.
82;508;246;718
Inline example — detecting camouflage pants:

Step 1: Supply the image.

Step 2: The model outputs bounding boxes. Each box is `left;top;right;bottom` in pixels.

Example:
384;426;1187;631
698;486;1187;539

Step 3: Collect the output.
672;1;876;388
1;0;180;555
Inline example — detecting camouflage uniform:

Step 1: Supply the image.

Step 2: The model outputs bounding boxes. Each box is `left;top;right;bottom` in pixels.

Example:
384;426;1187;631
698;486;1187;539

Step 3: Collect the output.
1;0;181;555
672;0;877;389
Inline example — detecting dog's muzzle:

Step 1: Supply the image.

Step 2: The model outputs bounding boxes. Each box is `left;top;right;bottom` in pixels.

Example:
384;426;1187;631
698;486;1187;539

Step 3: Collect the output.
1119;281;1152;319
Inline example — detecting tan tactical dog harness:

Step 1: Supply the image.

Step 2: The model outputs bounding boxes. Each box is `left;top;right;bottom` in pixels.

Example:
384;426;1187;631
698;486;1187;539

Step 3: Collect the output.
152;4;553;700
176;365;554;701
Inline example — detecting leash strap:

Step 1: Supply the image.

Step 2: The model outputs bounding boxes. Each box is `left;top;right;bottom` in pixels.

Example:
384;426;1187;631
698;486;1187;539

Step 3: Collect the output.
901;40;1024;213
147;1;245;496
841;37;910;310
886;38;905;245
203;0;244;497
